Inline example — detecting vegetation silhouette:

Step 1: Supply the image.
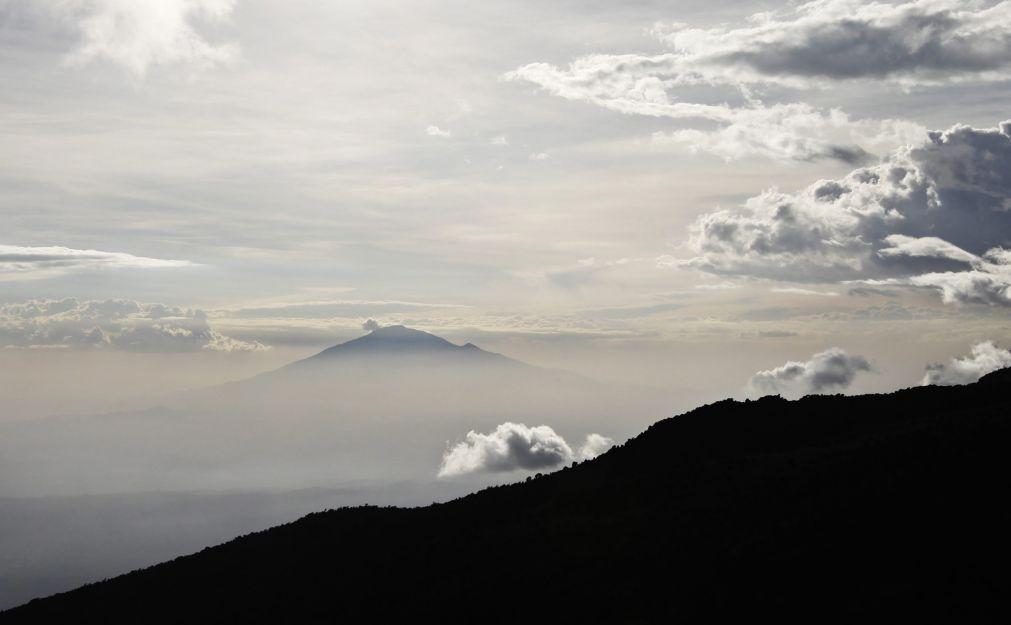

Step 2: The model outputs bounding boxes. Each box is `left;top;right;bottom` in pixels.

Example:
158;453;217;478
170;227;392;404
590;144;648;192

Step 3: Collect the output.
5;369;1011;623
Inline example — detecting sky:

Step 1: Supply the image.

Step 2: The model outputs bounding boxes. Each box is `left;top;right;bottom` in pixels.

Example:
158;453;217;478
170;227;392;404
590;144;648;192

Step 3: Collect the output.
3;0;1011;416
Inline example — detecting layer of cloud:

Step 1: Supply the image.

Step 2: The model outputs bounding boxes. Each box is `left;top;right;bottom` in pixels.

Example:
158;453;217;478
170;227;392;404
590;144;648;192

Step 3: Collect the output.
438;422;613;477
653;0;1011;88
684;121;1011;305
749;347;871;397
0;298;266;352
508;58;922;163
54;0;239;75
0;245;194;281
508;1;1011;163
922;341;1011;386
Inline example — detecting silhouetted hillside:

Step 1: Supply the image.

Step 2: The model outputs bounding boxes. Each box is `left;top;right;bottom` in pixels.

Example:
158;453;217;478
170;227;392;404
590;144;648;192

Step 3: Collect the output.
6;370;1011;623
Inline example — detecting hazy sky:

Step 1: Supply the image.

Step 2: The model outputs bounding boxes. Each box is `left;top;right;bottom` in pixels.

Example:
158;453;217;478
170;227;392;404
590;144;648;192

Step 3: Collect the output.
3;0;1011;412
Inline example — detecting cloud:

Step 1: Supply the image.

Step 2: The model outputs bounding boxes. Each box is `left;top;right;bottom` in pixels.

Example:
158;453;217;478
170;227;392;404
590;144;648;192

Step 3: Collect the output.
771;288;839;297
362;318;380;332
0;245;194;280
652;0;1011;88
508;57;922;163
426;125;452;137
438;422;612;477
0;298;266;352
922;341;1011;386
749;347;872;397
508;1;1011;163
683;120;1011;306
57;0;240;76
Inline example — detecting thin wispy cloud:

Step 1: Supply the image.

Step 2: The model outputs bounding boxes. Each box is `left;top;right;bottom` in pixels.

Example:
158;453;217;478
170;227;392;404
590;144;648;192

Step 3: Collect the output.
0;245;195;280
426;125;452;137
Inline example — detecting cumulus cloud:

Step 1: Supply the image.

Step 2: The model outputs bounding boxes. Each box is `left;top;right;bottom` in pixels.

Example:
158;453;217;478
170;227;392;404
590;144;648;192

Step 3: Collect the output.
49;0;240;76
749;347;872;397
362;318;381;332
438;422;613;477
0;298;266;352
684;121;1011;306
922;341;1011;386
0;245;194;280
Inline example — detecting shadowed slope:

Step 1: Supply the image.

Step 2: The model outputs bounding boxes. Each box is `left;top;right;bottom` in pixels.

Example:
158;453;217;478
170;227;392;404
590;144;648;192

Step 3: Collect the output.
7;371;1011;623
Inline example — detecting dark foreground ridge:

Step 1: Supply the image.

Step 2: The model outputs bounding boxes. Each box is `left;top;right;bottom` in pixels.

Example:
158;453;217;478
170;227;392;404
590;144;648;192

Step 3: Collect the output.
6;370;1011;623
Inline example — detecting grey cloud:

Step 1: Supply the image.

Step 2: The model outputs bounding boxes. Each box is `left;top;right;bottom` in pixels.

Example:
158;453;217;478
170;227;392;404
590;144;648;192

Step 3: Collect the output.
922;341;1011;385
509;1;1011;163
362;318;380;332
0;298;266;352
685;121;1011;306
749;347;872;398
505;1;954;163
0;245;194;280
661;0;1011;86
438;422;613;477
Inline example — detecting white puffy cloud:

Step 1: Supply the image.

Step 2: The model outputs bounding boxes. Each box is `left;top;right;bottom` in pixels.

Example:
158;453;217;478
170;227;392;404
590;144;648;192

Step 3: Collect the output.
0;298;266;352
749;347;872;397
0;245;194;280
438;422;613;477
684;121;1011;306
56;0;239;75
922;341;1011;386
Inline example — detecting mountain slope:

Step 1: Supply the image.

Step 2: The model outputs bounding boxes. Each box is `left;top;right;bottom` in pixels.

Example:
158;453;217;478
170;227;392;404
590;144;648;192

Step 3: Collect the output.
8;371;1011;622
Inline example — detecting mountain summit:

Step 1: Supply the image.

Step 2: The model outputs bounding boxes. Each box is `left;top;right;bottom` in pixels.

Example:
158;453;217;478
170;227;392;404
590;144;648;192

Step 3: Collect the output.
303;325;502;362
7;369;1011;623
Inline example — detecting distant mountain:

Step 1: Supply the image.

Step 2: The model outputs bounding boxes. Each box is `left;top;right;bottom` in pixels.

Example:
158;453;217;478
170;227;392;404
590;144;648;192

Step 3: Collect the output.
268;324;528;377
7;369;1011;622
299;325;511;362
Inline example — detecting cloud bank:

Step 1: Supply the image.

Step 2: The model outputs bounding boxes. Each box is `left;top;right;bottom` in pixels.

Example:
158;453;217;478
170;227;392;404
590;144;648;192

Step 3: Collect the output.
508;59;921;163
509;1;1011;162
0;245;194;280
749;347;872;397
922;341;1011;386
438;422;613;477
654;0;1011;88
0;298;266;352
53;0;239;75
684;121;1011;306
